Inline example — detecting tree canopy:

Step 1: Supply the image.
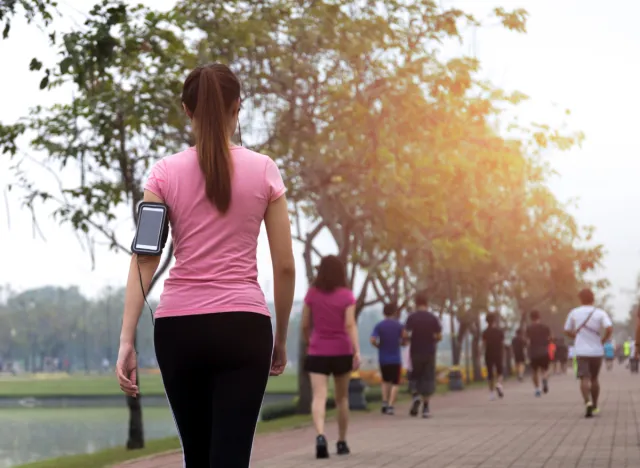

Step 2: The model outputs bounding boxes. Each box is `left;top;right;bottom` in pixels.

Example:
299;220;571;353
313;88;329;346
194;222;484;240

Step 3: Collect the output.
0;0;607;406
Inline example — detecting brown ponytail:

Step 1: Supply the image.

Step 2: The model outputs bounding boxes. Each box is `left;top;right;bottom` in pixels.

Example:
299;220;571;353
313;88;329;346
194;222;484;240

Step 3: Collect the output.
182;64;241;214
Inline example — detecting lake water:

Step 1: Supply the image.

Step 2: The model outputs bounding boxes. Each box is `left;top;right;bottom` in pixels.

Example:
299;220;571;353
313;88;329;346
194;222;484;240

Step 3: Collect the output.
0;394;291;468
0;407;176;468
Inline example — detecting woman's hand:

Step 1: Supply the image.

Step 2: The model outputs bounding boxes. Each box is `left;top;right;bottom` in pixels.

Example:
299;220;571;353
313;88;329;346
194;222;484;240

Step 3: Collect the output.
270;339;287;376
352;352;361;371
116;342;139;397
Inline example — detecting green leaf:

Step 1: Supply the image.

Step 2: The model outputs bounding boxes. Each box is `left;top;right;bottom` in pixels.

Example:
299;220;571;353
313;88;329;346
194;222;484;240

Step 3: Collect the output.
29;58;43;71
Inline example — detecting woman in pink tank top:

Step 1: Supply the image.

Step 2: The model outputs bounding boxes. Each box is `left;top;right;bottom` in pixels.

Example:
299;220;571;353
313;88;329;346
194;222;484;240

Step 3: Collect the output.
115;63;296;467
302;255;360;459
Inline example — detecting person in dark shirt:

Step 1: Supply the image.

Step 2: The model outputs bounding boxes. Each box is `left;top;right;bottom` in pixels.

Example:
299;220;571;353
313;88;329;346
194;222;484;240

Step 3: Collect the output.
405;291;442;419
511;328;527;382
526;309;552;397
482;313;505;400
371;303;407;415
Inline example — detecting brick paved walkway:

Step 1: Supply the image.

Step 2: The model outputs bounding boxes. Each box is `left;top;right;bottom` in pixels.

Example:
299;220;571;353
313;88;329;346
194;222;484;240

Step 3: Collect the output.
116;367;640;467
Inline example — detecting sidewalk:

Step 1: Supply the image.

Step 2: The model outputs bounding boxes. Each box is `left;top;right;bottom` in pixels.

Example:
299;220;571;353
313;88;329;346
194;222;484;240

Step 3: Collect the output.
116;366;640;467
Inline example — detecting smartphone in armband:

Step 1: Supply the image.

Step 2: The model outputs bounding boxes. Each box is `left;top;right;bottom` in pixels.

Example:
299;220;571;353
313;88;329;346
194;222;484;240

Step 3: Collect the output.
131;202;170;256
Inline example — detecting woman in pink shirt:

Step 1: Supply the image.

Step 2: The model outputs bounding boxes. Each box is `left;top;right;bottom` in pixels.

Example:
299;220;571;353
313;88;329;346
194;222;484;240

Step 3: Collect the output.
302;255;360;459
115;63;295;467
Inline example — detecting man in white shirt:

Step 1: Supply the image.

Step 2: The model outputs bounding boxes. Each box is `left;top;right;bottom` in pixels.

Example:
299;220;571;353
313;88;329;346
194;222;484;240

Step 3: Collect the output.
564;288;613;418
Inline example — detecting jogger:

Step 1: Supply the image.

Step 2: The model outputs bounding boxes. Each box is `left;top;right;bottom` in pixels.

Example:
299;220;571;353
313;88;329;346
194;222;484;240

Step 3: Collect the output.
564;288;613;418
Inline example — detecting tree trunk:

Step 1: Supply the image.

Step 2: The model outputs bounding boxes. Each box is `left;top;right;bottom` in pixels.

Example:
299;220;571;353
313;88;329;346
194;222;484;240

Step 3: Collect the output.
126;336;144;450
450;314;461;365
296;322;312;414
126;392;144;449
471;329;482;382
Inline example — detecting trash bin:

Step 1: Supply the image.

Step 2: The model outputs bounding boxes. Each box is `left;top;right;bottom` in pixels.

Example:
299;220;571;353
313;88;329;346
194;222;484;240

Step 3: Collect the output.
448;367;464;391
348;371;367;410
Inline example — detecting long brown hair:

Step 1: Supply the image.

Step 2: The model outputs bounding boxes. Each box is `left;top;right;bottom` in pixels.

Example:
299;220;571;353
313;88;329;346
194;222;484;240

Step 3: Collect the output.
313;255;348;292
181;63;240;213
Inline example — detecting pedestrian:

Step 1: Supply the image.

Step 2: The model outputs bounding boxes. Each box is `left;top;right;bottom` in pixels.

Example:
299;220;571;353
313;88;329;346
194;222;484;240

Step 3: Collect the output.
564;288;613;418
511;328;527;382
555;337;569;374
603;340;615;371
482;312;505;400
526;310;552;397
302;255;360;459
405;291;442;418
371;303;407;415
115;63;296;467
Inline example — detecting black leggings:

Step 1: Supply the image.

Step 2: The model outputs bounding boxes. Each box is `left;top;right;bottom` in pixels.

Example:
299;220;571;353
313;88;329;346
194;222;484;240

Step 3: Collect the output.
155;312;273;467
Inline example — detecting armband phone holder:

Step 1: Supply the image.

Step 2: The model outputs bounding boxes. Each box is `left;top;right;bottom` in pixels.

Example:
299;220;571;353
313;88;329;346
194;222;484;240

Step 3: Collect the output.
131;202;170;256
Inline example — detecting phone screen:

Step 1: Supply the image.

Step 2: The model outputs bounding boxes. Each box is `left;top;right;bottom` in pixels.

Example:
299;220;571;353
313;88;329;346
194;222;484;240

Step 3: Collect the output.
135;206;165;251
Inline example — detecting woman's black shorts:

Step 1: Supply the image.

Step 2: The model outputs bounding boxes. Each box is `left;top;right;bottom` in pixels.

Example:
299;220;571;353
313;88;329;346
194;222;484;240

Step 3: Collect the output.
304;355;352;376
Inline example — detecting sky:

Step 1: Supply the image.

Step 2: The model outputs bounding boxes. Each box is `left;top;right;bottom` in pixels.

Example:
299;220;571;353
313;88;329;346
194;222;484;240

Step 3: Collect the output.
1;0;640;319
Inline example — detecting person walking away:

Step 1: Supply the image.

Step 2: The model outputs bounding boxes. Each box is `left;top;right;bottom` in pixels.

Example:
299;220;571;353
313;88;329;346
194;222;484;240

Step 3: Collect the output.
564;288;613;418
405;291;442;418
482;313;505;400
115;63;296;468
623;339;631;366
526;310;552;397
603;340;615;371
371;303;407;415
555;337;569;374
568;345;577;378
511;329;527;382
548;339;557;372
302;255;360;459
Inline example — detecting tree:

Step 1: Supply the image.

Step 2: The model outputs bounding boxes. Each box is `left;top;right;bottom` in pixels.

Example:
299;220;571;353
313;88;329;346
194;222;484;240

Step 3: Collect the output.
0;0;57;39
0;0;193;450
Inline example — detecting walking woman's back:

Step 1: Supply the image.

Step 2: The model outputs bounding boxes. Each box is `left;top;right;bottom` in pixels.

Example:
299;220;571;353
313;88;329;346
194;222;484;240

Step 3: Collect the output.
116;62;295;467
146;145;286;317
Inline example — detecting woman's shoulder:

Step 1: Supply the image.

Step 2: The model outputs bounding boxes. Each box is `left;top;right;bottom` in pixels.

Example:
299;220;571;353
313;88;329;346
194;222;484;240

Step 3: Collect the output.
231;146;273;164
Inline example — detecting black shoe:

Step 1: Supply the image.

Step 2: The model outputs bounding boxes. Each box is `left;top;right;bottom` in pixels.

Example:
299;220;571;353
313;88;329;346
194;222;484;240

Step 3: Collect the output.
381;402;388;414
422;405;430;419
410;398;421;417
336;441;350;456
585;402;594;418
542;379;549;394
316;435;329;459
496;384;504;398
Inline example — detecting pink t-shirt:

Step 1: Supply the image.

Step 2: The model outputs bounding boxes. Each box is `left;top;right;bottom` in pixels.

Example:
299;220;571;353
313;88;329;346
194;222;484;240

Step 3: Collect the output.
145;145;286;319
305;287;356;356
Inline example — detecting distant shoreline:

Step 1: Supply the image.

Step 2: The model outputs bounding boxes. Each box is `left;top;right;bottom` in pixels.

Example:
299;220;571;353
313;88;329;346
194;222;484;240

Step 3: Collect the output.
0;393;295;409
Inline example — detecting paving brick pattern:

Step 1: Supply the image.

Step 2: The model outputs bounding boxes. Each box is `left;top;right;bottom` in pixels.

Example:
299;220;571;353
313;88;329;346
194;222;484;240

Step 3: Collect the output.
115;367;640;467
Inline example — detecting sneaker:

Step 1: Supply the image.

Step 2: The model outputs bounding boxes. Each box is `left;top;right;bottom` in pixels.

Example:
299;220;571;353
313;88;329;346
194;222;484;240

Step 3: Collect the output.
489;392;496;401
535;389;542;397
381;402;388;414
422;403;430;419
585;402;594;418
386;406;395;415
592;406;600;416
542;379;549;394
316;435;329;459
409;398;421;417
336;441;350;456
496;384;504;398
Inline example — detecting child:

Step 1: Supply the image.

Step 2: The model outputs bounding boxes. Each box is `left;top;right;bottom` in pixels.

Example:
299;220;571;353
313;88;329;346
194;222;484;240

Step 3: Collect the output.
371;303;407;415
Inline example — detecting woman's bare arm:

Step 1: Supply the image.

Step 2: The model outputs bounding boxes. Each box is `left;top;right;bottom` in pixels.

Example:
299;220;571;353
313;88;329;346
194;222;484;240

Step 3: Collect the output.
264;195;295;345
120;190;163;346
345;305;359;356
